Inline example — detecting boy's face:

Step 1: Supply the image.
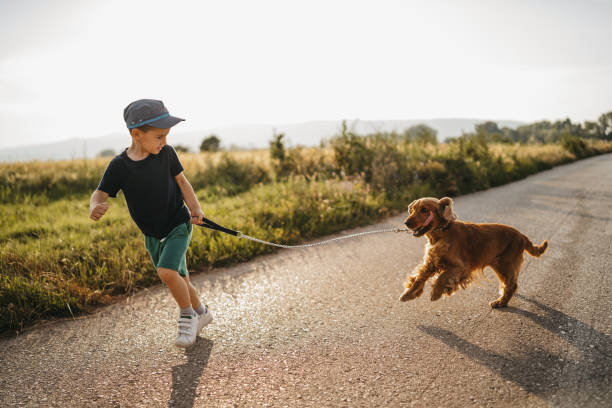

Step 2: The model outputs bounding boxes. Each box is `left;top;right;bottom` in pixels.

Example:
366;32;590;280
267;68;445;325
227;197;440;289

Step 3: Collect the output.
132;127;170;154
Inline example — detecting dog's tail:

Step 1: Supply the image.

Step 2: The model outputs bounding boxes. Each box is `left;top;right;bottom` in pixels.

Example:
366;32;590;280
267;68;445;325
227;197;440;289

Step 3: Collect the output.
523;236;548;257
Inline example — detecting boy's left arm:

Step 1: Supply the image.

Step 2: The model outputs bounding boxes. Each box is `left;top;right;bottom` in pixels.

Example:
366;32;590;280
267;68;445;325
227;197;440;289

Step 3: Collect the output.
175;172;205;224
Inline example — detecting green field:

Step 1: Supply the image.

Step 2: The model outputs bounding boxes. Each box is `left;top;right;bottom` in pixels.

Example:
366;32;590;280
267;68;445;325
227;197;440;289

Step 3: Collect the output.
2;124;612;334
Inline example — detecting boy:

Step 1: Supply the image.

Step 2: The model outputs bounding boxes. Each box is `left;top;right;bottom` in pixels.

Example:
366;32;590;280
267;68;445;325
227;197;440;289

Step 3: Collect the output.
89;99;213;348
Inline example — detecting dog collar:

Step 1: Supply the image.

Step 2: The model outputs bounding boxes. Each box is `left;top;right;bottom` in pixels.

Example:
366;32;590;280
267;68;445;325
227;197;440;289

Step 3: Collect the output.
432;221;452;233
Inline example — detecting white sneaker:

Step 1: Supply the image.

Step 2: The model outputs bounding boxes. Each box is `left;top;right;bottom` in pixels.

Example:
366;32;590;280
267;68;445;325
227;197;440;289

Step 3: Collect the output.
197;305;214;334
175;313;198;348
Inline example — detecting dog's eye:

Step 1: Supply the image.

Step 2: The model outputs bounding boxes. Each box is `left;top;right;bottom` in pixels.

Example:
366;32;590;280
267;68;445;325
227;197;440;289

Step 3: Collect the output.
421;207;428;213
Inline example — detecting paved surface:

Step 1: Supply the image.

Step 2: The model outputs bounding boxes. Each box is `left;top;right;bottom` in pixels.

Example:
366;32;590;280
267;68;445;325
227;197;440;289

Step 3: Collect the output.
1;154;611;408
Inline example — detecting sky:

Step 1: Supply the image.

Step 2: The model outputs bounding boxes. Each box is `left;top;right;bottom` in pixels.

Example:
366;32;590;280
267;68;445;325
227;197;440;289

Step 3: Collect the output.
1;0;611;149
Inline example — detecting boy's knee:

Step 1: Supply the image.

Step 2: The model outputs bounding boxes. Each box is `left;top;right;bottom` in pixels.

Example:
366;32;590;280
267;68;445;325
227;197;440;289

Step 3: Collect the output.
157;267;179;282
182;275;196;289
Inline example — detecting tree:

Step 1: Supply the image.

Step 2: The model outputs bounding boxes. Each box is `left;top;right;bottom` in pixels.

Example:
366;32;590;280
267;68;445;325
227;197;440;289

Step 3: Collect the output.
501;127;519;143
200;134;221;152
269;132;286;162
97;149;115;157
475;121;508;143
270;132;297;178
403;124;438;145
583;121;602;139
598;112;612;140
475;121;501;135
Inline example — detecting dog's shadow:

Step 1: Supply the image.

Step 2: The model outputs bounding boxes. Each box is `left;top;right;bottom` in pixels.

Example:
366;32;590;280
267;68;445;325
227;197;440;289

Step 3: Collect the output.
417;295;611;401
168;337;214;408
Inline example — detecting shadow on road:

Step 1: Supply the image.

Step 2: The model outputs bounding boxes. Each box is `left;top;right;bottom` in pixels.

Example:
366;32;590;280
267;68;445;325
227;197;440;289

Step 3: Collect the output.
168;337;214;408
510;294;611;359
417;295;611;403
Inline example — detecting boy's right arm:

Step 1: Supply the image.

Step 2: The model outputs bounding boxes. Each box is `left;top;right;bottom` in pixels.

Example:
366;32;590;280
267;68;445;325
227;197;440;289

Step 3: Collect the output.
89;190;109;221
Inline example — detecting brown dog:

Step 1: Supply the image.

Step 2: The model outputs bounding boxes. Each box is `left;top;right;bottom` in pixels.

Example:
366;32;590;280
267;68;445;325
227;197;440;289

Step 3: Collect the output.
399;197;548;308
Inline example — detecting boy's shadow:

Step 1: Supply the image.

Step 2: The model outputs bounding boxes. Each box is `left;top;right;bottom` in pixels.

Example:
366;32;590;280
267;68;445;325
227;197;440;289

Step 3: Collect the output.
417;295;611;401
168;337;214;408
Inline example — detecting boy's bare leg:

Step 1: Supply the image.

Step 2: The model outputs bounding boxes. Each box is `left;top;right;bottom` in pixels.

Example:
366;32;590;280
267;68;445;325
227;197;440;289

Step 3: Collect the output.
157;267;191;309
182;275;202;310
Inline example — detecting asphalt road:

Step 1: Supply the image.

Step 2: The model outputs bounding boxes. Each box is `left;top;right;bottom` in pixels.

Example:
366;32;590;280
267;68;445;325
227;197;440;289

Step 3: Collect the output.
1;154;611;408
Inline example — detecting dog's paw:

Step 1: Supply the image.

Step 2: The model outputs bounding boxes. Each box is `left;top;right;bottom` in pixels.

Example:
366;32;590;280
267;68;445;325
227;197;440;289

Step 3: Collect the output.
399;286;424;302
489;299;507;308
430;290;443;301
399;289;411;302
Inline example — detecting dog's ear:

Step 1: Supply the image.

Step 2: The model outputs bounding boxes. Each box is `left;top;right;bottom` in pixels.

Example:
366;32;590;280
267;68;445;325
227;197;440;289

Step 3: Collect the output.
438;197;457;222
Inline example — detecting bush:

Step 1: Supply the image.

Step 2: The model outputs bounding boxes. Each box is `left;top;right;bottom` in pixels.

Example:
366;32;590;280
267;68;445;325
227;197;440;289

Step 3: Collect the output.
331;122;374;180
368;134;414;196
269;133;297;178
189;154;271;196
560;134;588;158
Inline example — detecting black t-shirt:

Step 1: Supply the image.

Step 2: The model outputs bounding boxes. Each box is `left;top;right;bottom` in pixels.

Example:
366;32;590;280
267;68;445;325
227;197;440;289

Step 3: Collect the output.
97;145;190;239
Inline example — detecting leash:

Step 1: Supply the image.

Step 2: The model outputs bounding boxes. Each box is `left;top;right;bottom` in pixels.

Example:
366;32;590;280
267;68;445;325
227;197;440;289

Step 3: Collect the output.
197;216;408;249
199;216;241;236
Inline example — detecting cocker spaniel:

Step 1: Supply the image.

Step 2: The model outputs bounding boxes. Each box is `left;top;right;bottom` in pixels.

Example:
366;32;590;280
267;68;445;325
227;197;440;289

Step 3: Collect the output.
399;197;548;308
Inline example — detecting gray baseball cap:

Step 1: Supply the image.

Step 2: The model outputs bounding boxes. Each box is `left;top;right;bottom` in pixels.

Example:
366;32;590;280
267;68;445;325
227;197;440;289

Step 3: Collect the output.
124;99;185;129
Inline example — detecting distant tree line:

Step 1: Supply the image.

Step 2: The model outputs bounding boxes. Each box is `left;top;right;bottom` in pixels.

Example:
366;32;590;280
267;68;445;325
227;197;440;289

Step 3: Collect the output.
459;111;612;144
96;111;612;157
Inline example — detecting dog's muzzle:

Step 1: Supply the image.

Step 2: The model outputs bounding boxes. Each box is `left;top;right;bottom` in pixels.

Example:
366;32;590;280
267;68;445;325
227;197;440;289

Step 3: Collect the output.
410;212;434;237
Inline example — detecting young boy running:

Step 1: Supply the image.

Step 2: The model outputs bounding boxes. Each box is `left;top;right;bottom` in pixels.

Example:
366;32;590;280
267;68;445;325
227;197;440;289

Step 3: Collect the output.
89;99;212;348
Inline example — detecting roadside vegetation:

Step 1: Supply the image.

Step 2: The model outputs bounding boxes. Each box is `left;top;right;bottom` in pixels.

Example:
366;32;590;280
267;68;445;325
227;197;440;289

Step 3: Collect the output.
2;112;612;333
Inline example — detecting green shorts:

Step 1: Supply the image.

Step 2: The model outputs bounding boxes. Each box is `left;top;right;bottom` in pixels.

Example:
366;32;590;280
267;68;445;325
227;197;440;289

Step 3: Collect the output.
145;222;193;277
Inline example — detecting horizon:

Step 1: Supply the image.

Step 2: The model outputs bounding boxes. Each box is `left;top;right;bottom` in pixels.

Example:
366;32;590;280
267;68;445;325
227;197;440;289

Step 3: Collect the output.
0;116;529;153
0;117;533;162
2;111;610;152
1;0;611;150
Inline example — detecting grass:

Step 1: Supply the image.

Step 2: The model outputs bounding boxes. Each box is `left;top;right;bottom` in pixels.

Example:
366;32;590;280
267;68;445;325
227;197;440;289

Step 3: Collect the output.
2;137;612;333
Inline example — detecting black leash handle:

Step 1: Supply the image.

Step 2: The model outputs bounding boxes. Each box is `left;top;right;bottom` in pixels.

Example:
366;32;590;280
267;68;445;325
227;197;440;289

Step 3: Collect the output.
197;216;240;236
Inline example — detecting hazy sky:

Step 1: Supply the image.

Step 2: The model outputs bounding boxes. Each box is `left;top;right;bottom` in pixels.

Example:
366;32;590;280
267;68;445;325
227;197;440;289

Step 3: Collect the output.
1;0;611;149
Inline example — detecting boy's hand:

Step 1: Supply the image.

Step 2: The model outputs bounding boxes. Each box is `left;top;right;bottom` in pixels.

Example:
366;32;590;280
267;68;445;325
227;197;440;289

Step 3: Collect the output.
190;208;205;225
90;202;109;221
